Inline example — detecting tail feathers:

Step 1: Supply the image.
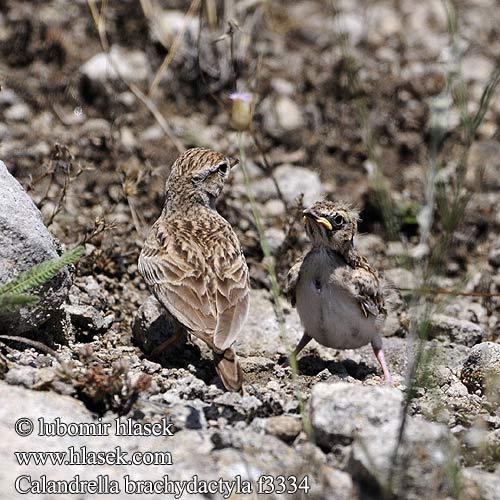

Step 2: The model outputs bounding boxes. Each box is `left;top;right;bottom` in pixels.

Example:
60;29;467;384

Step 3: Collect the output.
214;348;243;392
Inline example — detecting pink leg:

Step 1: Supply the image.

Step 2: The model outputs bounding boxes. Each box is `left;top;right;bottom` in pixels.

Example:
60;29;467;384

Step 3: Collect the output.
281;333;312;368
371;343;393;383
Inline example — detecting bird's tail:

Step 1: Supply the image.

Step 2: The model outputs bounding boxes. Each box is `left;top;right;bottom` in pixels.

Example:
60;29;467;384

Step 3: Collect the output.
214;348;243;392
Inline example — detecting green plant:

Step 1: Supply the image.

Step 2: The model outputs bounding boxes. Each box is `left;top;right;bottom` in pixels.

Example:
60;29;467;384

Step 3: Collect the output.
0;246;84;312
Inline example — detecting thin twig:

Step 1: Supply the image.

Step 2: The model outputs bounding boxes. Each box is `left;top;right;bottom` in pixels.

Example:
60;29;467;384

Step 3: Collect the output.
399;288;500;298
86;0;183;154
148;0;201;96
0;335;61;361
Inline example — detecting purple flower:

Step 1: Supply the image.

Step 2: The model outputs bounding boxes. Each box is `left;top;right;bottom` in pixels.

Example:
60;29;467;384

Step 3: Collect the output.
229;91;252;102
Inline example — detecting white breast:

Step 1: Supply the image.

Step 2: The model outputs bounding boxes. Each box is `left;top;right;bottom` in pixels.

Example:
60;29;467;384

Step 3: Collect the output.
295;248;377;350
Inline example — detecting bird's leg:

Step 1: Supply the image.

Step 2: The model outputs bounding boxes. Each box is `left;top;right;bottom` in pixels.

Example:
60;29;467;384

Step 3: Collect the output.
151;327;184;359
281;332;312;368
371;342;393;383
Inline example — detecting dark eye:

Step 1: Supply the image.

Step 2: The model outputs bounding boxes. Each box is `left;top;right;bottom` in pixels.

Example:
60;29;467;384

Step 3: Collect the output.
333;214;344;226
217;163;229;175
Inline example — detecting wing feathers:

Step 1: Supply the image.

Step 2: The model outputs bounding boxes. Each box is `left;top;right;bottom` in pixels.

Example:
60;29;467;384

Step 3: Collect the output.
139;214;249;350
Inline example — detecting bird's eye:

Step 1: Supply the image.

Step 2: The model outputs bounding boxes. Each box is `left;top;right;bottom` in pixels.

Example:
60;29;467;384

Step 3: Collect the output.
333;214;344;226
217;163;229;175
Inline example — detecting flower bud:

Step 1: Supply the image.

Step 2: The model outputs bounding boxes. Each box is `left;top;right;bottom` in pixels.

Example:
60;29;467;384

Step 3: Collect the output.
229;92;253;131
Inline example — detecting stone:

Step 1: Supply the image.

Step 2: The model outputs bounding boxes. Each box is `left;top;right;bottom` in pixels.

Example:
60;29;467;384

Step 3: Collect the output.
322;468;354;500
131;295;179;355
462;467;500;500
234;289;302;357
384;267;417;291
252;164;323;206
348;415;458;499
80;45;150;83
275;96;304;132
488;248;500;268
263;227;286;254
310;382;403;448
429;314;485;346
207;392;262;422
265;415;302;443
151;10;199;48
0;161;71;337
4;102;30;122
64;304;114;335
460;342;500;395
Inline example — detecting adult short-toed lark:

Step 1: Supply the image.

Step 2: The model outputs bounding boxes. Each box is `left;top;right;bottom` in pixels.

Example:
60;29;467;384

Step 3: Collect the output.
284;200;393;383
138;148;250;392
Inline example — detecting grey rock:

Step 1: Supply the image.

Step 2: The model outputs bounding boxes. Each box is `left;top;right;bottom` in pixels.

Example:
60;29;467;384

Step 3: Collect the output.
275;96;304;132
274;164;323;206
240;356;275;373
384;267;417;291
207;392;262;422
430;314;485;346
263;227;286;254
4;102;30;122
310;382;458;498
443;297;488;327
234;289;302;357
444;379;469;398
252;164;324;206
461;342;500;395
80;45;151;83
489;248;500;268
0;161;71;337
265;415;302;443
168;402;207;430
64;304;113;334
4;366;36;388
348;416;458;500
322;468;354;500
310;382;403;448
462;467;500;500
132;295;180;355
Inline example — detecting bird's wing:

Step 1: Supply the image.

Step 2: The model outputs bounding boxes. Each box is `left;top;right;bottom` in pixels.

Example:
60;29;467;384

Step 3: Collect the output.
284;259;303;307
349;266;386;318
138;215;249;352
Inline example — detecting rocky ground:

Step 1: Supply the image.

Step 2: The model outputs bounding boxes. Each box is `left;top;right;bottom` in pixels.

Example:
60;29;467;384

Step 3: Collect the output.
0;0;499;499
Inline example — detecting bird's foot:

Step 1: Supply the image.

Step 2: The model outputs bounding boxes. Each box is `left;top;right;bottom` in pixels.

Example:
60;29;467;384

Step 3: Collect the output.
371;374;400;387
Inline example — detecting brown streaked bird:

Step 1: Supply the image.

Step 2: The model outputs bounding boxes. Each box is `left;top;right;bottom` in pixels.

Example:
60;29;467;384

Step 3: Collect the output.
284;200;393;383
138;148;250;392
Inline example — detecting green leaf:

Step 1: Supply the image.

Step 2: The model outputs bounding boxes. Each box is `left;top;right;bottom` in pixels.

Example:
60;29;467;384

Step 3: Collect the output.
0;246;84;297
0;294;40;310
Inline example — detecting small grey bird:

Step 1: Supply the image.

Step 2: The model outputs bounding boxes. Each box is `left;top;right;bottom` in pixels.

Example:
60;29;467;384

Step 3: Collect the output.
284;200;393;382
138;148;250;392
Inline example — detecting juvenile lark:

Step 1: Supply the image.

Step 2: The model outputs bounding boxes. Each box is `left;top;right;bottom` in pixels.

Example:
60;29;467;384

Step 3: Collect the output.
138;148;250;392
284;200;393;382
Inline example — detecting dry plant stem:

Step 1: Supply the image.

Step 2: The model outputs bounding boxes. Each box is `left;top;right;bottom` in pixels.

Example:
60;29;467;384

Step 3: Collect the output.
330;1;399;241
388;6;500;492
148;0;201;96
399;288;500;298
250;131;289;211
238;132;312;438
0;335;61;361
86;0;183;154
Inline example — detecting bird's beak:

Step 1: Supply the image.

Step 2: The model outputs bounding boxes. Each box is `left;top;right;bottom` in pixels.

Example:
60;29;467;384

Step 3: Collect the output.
303;209;333;230
228;157;239;169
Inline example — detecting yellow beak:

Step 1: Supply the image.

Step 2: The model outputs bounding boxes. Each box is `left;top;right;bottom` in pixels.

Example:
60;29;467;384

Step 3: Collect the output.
303;214;333;231
314;217;333;230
